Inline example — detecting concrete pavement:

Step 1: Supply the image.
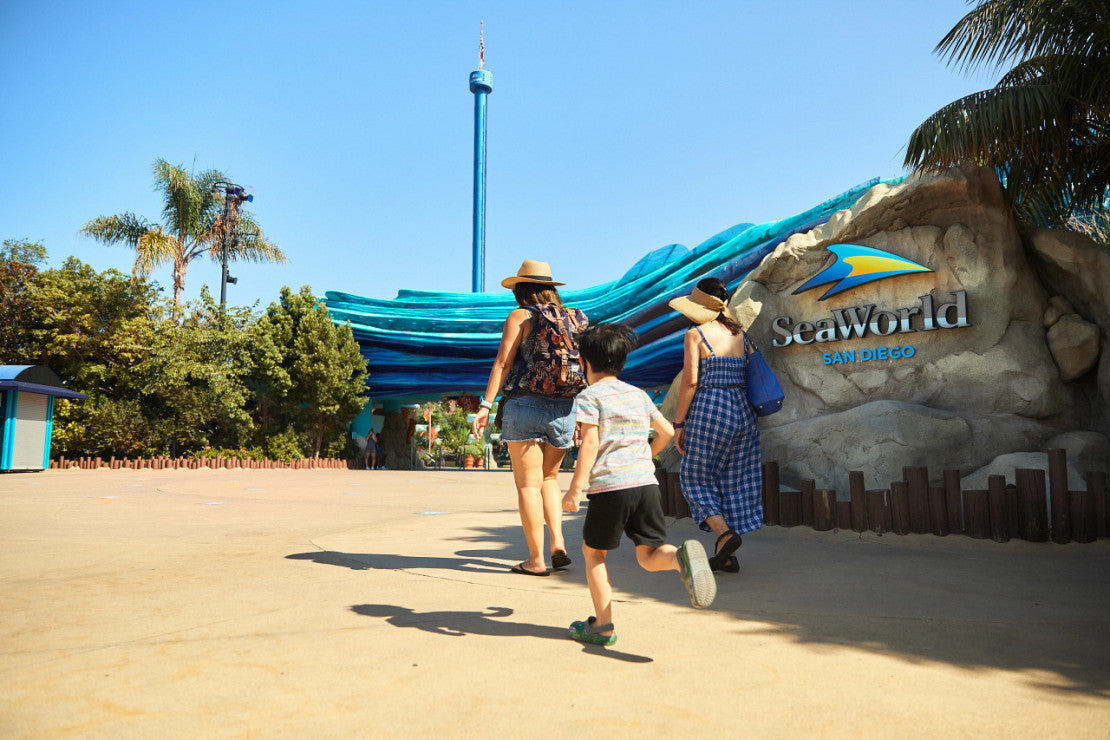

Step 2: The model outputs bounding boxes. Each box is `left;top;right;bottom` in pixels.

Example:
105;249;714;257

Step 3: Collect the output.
1;467;1108;738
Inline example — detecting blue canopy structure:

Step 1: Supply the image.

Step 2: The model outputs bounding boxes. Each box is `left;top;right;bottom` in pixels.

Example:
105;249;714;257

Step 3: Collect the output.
325;177;900;401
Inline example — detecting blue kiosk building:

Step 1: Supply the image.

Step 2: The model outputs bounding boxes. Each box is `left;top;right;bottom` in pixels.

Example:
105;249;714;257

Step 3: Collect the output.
0;366;87;472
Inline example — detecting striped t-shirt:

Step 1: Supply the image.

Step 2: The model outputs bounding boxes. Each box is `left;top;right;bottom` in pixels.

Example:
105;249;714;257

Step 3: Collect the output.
572;377;663;494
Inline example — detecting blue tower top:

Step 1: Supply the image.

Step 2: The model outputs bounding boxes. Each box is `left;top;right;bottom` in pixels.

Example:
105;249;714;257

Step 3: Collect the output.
470;69;492;93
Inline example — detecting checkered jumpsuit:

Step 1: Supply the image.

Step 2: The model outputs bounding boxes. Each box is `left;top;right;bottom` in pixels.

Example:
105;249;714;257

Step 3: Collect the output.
679;330;764;534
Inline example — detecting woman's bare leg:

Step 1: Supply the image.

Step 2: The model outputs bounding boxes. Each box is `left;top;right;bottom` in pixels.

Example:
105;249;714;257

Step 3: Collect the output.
703;514;730;538
539;444;568;557
508;441;547;573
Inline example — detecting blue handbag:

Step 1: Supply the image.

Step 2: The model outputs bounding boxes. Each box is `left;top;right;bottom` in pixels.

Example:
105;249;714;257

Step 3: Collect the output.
744;334;784;416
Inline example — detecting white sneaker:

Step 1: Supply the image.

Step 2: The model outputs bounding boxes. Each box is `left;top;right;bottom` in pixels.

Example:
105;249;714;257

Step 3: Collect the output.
677;540;716;608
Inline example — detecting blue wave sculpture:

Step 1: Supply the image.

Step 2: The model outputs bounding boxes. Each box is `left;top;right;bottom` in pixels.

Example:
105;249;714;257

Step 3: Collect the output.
324;177;901;400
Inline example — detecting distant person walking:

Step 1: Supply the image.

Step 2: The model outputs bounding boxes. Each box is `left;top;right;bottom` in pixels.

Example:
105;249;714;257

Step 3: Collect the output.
363;432;379;470
472;260;588;576
669;278;763;573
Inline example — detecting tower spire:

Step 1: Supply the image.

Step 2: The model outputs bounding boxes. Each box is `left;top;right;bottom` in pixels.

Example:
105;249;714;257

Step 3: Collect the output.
469;23;493;293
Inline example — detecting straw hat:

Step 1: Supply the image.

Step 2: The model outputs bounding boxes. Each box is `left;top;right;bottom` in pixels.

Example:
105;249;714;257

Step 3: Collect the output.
501;259;565;289
668;286;728;325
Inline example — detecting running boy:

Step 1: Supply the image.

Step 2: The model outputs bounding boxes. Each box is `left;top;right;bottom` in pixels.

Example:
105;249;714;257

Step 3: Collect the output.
562;323;716;646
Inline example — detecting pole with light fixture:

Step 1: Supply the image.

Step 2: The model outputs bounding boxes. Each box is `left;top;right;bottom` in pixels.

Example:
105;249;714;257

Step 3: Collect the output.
210;181;253;310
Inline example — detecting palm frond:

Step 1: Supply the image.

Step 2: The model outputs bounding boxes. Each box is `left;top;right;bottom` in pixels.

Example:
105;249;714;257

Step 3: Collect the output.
134;227;180;274
995;54;1051;87
226;214;287;264
905;84;1064;170
79;213;154;246
936;0;1109;72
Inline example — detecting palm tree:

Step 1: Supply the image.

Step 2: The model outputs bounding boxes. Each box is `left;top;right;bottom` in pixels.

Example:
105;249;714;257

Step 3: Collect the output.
81;159;285;317
905;0;1109;234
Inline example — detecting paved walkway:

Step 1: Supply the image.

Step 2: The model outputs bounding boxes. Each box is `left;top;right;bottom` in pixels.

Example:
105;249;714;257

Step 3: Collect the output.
1;468;1108;738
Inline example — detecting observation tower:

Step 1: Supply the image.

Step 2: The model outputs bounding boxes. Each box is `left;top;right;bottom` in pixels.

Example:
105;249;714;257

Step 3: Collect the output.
469;23;492;292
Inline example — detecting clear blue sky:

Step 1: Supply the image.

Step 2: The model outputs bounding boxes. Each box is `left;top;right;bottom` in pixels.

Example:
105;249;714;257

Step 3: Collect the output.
0;0;997;311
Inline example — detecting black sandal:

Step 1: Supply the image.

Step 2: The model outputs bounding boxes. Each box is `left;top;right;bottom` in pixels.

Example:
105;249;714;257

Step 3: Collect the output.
709;530;742;573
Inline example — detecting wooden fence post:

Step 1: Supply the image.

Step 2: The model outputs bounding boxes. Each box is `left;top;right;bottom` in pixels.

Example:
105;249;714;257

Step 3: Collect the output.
1089;471;1108;539
849;471;867;532
963;490;991;539
762;461;780;526
943;469;963;534
812;489;836;532
928;486;949;536
867;490;893;534
890;481;910;535
1016;468;1049;542
779;489;802;527
904;467;930;534
836;500;852;531
1048;449;1070;544
668;472;689;519
1004;483;1020;540
800;479;815;527
1069;489;1096;544
987;475;1009;543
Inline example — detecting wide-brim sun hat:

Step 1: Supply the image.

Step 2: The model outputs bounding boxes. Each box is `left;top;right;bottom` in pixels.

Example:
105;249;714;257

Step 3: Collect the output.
501;259;566;289
668;286;728;325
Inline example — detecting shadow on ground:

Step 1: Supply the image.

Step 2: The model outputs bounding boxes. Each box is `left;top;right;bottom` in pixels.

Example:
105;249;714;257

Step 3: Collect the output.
285;550;507;574
349;604;652;663
289;518;1110;696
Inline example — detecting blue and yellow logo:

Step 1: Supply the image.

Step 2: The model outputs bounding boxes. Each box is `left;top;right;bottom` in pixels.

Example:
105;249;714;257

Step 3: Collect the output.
793;244;932;301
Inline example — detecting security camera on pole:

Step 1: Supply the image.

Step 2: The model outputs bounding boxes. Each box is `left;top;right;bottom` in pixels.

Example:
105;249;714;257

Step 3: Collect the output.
210;181;253;310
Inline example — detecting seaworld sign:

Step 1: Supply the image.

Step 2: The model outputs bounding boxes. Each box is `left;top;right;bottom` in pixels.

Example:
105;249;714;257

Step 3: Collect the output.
770;244;972;358
771;291;970;347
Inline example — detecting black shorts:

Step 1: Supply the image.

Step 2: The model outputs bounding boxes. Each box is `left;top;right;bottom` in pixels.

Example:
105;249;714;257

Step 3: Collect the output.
582;484;667;550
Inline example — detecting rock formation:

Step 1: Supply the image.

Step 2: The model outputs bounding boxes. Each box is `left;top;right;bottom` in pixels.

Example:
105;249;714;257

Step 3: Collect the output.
664;167;1109;494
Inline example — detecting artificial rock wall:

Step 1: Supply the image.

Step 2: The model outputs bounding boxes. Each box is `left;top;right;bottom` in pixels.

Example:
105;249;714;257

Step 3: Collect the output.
664;167;1109;494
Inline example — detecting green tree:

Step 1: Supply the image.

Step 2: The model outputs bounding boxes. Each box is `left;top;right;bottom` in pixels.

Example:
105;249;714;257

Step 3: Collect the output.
904;0;1109;233
22;257;160;390
27;258;165;456
80;158;285;318
252;286;369;458
0;239;48;362
22;259;256;457
131;288;258;453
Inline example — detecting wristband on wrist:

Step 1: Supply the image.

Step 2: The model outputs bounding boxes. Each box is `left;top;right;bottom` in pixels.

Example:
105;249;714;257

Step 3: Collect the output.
479;399;493;410
673;421;685;428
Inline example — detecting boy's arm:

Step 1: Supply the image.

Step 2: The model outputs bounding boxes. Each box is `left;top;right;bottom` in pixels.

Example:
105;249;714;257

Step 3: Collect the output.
562;423;599;513
649;416;674;458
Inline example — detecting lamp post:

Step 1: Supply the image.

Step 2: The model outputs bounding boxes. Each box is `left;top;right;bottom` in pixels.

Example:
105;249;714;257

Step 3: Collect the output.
211;182;253;310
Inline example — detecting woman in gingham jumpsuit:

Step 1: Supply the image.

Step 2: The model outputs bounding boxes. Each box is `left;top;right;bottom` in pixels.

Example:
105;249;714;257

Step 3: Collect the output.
669;278;762;573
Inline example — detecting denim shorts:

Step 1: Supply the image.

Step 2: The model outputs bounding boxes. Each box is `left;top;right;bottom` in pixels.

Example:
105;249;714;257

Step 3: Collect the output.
500;394;576;448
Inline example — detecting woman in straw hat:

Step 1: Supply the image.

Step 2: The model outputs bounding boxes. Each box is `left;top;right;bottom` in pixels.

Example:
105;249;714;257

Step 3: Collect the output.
472;260;589;576
668;277;762;573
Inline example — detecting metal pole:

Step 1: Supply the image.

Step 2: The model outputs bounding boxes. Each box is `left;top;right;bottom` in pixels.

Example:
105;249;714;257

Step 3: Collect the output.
471;86;488;293
469;42;492;294
219;189;231;311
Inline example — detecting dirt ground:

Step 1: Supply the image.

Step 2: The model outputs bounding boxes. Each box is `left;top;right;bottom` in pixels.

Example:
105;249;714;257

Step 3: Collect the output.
1;467;1108;738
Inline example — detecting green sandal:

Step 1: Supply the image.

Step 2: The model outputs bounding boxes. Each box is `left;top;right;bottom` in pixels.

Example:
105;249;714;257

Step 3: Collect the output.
568;616;616;646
